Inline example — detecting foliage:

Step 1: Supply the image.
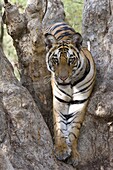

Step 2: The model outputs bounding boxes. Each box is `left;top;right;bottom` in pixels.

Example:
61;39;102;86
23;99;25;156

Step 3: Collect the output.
3;26;19;78
1;0;26;79
7;0;26;9
62;0;84;32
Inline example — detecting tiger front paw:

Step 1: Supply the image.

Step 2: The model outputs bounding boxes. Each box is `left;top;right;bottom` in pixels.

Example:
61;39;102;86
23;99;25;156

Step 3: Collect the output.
67;149;80;167
54;143;71;161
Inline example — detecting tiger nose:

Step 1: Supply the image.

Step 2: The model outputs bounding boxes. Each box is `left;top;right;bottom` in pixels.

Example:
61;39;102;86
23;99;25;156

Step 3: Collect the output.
60;75;68;81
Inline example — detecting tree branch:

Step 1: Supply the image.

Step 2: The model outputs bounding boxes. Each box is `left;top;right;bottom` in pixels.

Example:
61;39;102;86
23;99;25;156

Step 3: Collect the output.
42;0;48;20
4;0;9;5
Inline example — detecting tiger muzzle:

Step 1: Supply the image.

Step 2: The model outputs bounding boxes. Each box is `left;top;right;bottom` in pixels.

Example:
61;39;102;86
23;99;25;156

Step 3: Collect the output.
58;69;69;82
59;75;68;81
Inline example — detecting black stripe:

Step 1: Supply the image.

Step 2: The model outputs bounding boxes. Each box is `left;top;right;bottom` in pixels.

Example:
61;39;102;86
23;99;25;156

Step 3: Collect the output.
56;128;66;133
58;44;69;48
48;51;52;57
59;120;67;124
78;83;92;93
59;112;66;120
66;112;81;125
59;47;69;52
57;82;71;86
59;112;80;125
53;110;72;123
70;98;88;104
73;78;95;94
69;132;77;139
71;57;90;87
55;96;69;104
55;95;88;104
78;72;95;88
57;32;72;40
71;122;82;128
49;65;52;71
55;83;72;98
72;126;80;130
55;113;82;127
66;116;78;125
51;23;67;31
61;112;75;121
54;27;75;36
56;117;77;126
72;71;87;87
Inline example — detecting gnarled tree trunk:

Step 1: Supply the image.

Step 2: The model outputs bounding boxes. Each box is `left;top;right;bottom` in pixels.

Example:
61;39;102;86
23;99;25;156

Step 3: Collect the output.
3;0;65;134
1;0;73;170
0;42;73;170
1;0;113;169
77;0;113;169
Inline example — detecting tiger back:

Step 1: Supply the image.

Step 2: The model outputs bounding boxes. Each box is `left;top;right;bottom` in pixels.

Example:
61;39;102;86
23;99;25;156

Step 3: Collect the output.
44;22;96;166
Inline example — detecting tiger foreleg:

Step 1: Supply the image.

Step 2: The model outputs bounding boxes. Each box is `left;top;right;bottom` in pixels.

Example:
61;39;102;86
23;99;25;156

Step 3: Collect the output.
68;136;80;166
54;135;71;161
67;131;80;166
67;110;85;166
53;106;71;160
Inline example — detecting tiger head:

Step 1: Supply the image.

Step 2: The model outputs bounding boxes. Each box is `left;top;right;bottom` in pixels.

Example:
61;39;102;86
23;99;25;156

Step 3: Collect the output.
45;33;83;85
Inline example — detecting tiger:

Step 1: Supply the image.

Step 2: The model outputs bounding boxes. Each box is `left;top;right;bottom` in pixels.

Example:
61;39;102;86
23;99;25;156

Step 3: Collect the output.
44;22;96;166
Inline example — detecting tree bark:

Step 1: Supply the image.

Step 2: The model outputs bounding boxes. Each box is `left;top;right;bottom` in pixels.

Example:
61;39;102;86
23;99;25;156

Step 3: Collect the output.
2;0;113;169
0;2;4;48
78;0;113;169
1;0;75;169
0;47;74;169
3;0;65;134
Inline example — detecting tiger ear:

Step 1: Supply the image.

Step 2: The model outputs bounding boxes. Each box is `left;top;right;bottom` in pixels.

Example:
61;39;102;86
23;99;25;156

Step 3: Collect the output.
45;33;57;51
72;33;83;50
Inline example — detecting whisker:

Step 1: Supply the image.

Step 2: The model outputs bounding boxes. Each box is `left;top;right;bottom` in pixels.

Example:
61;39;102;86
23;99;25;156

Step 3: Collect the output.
43;75;51;84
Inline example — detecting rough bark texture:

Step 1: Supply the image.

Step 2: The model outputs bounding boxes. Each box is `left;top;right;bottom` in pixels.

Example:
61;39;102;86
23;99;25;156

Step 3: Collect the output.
43;0;65;27
3;0;65;134
2;0;113;169
1;0;74;169
0;48;74;169
77;0;113;169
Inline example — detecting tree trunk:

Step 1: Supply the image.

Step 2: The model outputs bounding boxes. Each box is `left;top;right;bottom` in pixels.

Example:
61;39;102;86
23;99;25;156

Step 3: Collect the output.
3;0;65;134
78;0;113;169
1;0;74;170
0;2;4;48
2;0;113;169
0;47;74;169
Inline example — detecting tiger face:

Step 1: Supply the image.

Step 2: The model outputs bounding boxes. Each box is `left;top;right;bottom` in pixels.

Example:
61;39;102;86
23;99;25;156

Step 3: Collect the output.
45;34;82;84
48;43;79;84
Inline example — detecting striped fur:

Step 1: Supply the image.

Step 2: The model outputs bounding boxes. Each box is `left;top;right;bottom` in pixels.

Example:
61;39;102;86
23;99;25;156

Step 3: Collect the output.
44;22;96;165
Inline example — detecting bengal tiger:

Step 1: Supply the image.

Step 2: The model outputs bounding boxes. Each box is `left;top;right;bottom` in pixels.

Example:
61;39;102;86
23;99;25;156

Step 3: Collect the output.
44;22;96;166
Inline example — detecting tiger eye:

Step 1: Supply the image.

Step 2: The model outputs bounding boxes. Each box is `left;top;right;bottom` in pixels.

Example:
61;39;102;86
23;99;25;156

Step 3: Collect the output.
52;58;59;65
68;57;76;65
